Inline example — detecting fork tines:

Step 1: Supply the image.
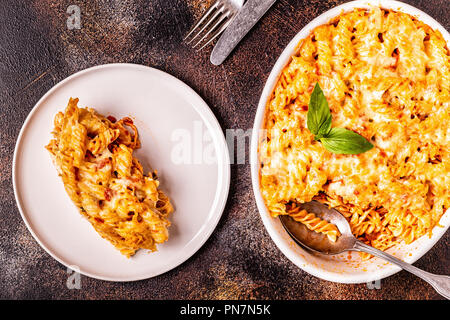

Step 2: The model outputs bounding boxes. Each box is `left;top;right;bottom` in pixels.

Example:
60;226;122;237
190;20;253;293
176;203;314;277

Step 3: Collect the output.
184;0;235;51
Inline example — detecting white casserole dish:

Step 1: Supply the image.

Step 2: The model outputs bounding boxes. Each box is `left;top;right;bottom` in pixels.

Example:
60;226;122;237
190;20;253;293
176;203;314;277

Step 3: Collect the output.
250;0;450;283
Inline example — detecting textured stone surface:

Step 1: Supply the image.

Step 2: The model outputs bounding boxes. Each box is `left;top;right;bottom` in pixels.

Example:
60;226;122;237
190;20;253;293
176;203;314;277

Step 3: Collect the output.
0;0;448;300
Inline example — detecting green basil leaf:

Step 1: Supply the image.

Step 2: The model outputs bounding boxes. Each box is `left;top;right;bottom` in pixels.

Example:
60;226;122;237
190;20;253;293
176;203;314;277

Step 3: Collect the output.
307;83;332;136
319;127;374;154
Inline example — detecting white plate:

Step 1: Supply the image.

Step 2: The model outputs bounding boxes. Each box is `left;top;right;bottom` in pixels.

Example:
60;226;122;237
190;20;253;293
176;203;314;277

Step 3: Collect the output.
13;63;230;281
251;0;450;283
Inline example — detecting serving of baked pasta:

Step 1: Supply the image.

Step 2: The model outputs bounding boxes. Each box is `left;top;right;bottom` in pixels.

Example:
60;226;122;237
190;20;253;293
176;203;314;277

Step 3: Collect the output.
259;7;449;258
46;98;173;257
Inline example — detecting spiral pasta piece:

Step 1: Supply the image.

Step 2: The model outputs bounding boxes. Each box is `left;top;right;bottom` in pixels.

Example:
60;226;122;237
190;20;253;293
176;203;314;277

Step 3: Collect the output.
287;205;340;242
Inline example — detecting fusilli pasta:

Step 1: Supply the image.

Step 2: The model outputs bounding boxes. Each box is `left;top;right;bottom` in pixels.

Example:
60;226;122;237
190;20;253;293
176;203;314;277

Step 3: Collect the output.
46;98;173;257
260;7;449;258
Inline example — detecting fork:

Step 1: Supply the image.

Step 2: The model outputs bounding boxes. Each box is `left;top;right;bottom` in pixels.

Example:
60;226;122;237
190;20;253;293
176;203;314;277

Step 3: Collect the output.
184;0;244;51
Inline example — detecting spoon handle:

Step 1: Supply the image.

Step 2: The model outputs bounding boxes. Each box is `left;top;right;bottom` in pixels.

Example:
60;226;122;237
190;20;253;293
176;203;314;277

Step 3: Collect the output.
354;240;450;299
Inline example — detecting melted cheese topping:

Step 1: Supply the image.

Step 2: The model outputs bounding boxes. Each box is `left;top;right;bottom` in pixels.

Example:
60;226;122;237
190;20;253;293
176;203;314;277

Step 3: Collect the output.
260;7;449;255
46;98;173;257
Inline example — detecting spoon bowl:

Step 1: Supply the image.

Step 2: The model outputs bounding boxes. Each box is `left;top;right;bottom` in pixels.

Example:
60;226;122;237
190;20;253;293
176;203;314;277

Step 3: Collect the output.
279;201;356;255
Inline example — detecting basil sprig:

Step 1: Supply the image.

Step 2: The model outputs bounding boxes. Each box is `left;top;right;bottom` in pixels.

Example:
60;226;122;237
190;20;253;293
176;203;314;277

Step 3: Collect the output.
307;83;373;154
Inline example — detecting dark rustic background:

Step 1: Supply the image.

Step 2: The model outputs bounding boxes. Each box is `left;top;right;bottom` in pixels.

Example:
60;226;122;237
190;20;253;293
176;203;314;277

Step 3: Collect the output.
0;0;448;300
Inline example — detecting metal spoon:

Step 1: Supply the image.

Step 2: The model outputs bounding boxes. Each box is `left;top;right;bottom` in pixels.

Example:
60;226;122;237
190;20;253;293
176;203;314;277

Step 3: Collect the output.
279;200;450;299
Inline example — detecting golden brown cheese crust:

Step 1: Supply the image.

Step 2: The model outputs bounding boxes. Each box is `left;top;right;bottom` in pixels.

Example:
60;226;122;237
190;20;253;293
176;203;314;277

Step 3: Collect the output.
46;98;173;257
260;7;449;254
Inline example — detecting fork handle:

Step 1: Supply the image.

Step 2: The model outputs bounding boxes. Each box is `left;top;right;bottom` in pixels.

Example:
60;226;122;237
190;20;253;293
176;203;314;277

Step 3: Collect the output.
353;240;450;299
